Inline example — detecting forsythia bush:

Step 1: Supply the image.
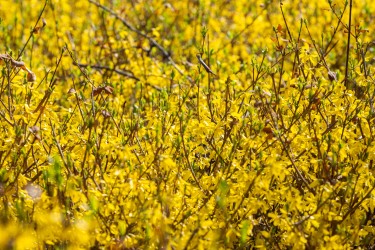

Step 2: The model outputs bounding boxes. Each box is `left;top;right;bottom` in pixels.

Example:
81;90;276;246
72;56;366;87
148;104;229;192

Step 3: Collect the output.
0;0;375;249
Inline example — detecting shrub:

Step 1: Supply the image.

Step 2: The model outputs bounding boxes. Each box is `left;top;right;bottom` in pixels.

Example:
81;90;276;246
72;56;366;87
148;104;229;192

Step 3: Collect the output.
0;0;374;249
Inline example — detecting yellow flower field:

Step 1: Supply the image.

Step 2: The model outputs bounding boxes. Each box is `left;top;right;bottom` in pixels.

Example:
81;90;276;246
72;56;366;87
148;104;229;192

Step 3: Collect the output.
0;0;375;249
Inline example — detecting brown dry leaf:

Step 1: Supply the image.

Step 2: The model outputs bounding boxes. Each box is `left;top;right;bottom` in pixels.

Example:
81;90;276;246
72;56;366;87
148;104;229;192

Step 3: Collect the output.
0;53;37;81
68;88;76;94
104;86;113;94
93;86;114;96
28;126;40;133
262;127;273;134
11;59;25;68
27;71;37;82
93;87;103;96
32;27;42;34
328;71;337;81
42;18;47;27
277;24;283;33
32;18;47;34
0;54;8;61
101;110;111;118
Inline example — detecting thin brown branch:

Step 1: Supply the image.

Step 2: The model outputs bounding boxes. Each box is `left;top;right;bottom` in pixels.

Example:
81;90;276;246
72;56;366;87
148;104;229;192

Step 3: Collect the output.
74;62;140;81
88;0;192;82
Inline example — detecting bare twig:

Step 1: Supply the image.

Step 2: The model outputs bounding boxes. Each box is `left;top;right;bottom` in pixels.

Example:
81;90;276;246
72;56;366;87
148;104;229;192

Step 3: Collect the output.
17;0;48;60
88;0;192;82
74;62;140;81
50;118;71;175
344;0;353;87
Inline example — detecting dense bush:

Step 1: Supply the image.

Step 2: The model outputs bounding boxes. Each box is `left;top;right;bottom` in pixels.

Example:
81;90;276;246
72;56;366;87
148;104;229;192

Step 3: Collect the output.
0;0;374;249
